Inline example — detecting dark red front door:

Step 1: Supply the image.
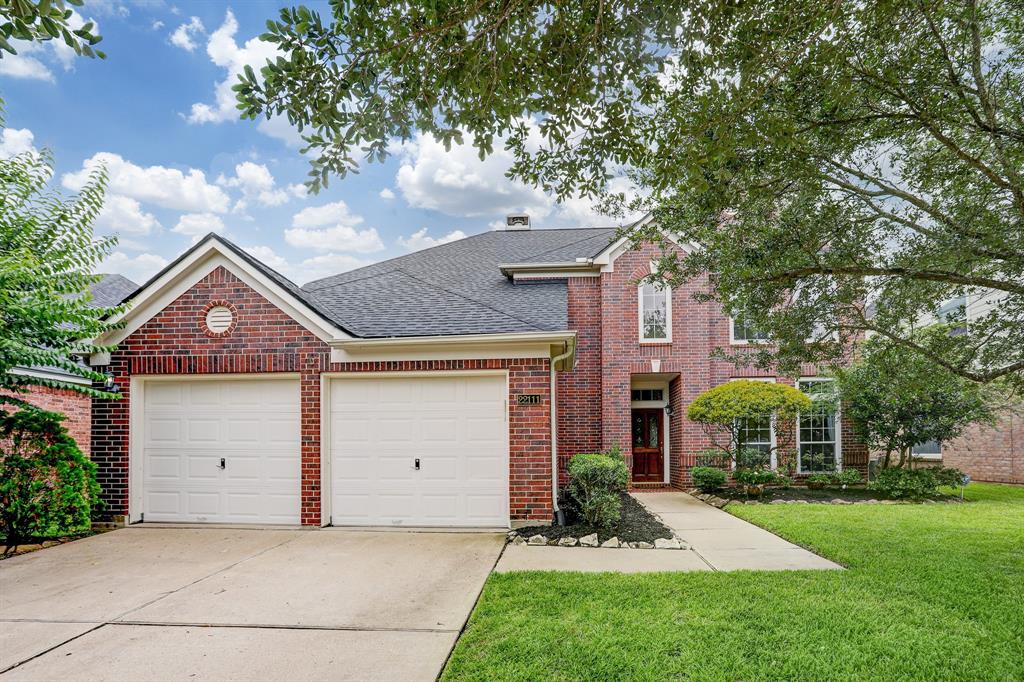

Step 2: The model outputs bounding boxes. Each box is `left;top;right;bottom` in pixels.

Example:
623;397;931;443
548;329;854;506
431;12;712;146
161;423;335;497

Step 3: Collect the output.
631;409;664;482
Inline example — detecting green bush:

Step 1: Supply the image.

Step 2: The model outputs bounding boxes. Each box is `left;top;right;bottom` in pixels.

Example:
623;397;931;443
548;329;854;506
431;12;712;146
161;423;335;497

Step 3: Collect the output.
831;469;863;487
1;407;101;554
567;450;629;527
733;468;780;487
931;466;967;488
805;473;832;487
694;449;731;467
869;467;960;499
691;466;727;492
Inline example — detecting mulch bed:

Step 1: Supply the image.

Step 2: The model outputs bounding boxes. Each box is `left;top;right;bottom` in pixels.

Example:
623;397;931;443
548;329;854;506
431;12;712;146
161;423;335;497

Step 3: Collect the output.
513;492;673;543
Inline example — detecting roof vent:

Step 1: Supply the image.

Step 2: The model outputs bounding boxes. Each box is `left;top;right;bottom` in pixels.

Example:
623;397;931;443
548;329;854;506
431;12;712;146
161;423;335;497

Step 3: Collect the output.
505;214;531;230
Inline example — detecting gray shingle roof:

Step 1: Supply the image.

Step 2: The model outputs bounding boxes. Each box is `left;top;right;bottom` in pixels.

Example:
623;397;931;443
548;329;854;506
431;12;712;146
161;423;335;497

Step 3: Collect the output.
90;273;138;308
302;227;618;337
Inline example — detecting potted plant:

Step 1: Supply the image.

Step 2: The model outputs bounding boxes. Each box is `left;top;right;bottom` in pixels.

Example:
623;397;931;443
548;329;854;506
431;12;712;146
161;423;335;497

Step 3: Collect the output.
734;468;778;497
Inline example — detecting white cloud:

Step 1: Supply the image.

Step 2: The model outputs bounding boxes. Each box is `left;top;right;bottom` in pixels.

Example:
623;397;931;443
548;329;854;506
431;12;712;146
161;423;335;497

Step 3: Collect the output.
257;116;305;148
152;20;165;30
95;195;162;235
397;228;466;252
287;183;308;199
186;9;277;124
170;16;204;51
217;161;290;207
0;128;38;158
379;188;395;200
285;225;384;253
243;245;292;274
394;131;553;219
100;251;168;282
285;200;383;252
63;152;231;213
297;253;376;283
173;212;225;238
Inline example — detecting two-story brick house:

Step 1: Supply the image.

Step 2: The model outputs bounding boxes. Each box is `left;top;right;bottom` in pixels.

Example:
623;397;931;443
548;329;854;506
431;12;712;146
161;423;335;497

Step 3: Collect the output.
88;217;866;529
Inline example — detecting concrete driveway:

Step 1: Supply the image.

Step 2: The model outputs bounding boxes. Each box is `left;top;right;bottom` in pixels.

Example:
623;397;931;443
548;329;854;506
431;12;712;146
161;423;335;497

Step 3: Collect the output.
0;526;504;681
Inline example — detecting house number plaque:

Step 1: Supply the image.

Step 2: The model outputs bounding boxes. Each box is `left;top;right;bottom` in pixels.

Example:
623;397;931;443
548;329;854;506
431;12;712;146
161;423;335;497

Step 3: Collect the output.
517;394;542;405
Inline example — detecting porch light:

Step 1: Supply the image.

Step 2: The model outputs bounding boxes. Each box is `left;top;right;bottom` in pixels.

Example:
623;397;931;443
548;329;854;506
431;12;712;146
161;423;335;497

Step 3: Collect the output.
103;369;121;395
665;402;675;417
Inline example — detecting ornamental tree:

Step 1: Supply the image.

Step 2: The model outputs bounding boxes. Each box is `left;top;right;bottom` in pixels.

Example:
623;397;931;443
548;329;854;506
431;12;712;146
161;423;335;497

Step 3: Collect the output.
237;1;1023;389
686;380;811;468
0;136;124;402
835;330;997;469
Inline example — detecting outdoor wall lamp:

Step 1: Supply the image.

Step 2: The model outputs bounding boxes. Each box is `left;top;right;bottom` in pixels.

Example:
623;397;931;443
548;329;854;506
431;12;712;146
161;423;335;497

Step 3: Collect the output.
103;369;121;395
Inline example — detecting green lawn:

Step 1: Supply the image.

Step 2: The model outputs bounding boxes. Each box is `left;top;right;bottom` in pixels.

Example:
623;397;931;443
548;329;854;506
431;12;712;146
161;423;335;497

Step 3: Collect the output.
443;483;1024;681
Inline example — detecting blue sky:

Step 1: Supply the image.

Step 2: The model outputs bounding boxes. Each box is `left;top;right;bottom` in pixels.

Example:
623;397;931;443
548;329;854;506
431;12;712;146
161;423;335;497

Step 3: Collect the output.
0;0;625;285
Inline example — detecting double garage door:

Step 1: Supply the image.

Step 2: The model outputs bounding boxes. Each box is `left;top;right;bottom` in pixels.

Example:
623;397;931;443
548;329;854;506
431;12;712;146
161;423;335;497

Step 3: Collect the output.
140;375;509;527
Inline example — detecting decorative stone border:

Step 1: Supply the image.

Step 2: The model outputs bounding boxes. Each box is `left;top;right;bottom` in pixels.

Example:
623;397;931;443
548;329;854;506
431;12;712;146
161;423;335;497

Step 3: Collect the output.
507;531;688;550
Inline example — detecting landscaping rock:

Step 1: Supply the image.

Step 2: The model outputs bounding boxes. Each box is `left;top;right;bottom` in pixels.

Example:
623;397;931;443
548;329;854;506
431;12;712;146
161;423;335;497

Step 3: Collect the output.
632;541;654;549
527;534;548;546
654;538;682;550
831;498;852;505
507;530;518;540
600;537;621;548
511;535;526;545
770;499;786;505
708;496;729;508
557;537;578;547
579;533;599;547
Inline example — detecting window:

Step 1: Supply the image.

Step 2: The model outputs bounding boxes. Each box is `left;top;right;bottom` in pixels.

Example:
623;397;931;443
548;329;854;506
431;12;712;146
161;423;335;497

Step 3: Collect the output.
912;440;942;460
631;388;664;402
735;415;773;468
798;379;840;473
731;317;769;343
639;282;671;342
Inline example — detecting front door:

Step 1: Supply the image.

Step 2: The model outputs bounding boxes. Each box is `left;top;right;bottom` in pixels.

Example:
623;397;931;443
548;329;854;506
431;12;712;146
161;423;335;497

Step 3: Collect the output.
631;409;664;482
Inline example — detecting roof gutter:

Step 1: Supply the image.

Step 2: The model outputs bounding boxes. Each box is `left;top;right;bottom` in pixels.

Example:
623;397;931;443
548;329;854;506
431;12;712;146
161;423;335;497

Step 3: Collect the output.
498;260;598;279
549;339;575;518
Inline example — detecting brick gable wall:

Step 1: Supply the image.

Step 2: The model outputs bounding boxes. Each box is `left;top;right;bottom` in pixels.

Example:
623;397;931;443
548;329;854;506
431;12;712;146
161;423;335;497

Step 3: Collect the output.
91;266;552;525
939;410;1023;484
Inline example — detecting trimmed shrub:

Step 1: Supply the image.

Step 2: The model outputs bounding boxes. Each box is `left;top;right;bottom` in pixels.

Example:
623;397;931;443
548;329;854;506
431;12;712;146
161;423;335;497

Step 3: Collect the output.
691;466;727;492
869;466;962;499
1;407;101;555
831;469;863;487
734;468;780;487
567;451;629;527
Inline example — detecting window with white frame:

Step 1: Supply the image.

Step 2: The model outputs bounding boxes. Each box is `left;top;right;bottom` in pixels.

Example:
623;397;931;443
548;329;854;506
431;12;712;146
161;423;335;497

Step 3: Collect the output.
731;317;769;343
639;282;670;342
797;379;840;473
736;415;773;460
911;440;942;459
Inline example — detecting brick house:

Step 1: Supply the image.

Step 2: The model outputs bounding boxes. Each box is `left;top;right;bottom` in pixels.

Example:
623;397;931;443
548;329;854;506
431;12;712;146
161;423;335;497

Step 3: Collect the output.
87;219;866;529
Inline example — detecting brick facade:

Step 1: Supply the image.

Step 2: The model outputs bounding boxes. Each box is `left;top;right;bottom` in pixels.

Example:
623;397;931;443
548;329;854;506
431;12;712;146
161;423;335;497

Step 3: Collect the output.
556;241;868;488
90;266;553;525
1;384;92;454
938;409;1023;484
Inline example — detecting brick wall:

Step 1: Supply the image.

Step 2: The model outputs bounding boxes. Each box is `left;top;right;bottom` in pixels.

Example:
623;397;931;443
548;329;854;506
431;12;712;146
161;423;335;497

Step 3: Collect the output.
1;384;92;454
91;266;553;525
941;410;1023;484
554;241;867;488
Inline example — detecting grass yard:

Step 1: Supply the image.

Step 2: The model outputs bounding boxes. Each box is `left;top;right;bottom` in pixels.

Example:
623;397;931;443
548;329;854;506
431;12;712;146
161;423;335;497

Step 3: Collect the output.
443;483;1024;681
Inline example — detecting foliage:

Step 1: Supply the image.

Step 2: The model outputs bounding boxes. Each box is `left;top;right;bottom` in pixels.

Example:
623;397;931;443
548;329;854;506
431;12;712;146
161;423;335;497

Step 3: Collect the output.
0;136;125;402
0;0;104;58
733;468;781;488
694;449;730;468
831;470;864;488
690;466;726;493
805;473;832;487
240;2;1023;390
687;380;810;461
836;332;996;468
0;406;100;554
869;466;964;499
566;451;629;528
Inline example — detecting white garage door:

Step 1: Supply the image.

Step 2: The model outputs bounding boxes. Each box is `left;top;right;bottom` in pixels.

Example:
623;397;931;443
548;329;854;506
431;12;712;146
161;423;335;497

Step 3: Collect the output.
329;374;509;527
141;378;301;524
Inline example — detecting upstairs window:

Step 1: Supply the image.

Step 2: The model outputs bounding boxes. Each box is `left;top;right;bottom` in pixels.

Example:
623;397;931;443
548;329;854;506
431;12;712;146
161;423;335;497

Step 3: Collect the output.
639;282;671;342
731;317;769;343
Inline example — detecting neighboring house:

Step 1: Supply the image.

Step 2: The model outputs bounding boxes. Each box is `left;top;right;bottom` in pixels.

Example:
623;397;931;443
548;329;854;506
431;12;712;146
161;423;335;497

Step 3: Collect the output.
3;274;138;454
87;217;866;529
910;290;1022;484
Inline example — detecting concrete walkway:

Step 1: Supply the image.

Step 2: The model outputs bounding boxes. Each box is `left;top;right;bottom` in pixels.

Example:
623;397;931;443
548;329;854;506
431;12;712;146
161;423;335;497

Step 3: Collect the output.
495;492;841;574
0;527;504;681
633;492;842;571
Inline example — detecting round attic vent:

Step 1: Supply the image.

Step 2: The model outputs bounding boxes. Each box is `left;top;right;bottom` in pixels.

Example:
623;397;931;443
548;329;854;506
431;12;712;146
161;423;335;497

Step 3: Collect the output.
205;305;234;333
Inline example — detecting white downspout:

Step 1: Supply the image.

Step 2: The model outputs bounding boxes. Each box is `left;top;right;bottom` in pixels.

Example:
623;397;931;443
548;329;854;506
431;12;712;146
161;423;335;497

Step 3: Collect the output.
549;341;574;518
